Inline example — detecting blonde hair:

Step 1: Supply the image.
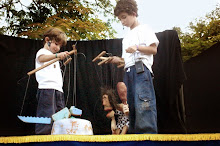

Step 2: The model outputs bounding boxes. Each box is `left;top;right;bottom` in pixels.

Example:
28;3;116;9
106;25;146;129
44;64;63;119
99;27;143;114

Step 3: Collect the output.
43;27;67;46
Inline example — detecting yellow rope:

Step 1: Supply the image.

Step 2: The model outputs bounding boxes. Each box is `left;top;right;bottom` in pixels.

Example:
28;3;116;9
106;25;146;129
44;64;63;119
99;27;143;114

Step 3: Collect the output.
0;133;220;144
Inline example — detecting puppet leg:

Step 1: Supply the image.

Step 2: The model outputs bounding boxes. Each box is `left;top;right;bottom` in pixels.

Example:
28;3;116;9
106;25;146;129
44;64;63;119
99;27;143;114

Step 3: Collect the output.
112;130;117;134
115;128;121;134
111;116;117;134
120;125;128;134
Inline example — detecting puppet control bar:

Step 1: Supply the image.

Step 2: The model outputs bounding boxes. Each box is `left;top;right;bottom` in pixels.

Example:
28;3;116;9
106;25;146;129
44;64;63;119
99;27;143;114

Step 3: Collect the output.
92;51;125;68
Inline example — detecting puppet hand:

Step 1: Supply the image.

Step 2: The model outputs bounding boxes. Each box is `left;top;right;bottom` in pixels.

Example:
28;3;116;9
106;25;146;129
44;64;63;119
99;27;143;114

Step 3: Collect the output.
123;104;129;116
111;118;117;132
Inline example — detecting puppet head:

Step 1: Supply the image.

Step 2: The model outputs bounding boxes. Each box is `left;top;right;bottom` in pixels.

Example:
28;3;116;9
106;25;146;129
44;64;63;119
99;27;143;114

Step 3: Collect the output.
102;94;113;111
101;87;118;118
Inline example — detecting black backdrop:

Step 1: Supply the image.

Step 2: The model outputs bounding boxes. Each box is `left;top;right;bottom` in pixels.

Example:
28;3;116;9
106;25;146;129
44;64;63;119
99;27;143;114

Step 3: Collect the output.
183;42;220;133
0;30;187;136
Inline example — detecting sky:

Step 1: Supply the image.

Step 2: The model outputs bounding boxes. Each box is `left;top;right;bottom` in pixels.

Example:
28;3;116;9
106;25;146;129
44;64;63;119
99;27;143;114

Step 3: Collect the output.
112;0;220;38
0;0;219;39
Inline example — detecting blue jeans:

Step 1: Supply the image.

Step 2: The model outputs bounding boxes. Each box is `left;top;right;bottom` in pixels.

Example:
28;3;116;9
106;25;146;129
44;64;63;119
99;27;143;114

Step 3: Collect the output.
124;65;158;134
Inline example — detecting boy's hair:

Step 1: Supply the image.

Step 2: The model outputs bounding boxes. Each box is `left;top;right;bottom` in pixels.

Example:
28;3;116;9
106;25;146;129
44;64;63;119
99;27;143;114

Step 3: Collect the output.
43;27;67;46
101;87;118;110
114;0;138;17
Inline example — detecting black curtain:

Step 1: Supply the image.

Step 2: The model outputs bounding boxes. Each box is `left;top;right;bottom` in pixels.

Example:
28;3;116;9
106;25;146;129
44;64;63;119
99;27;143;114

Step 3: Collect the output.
67;39;124;134
0;30;186;136
183;42;220;133
153;30;187;133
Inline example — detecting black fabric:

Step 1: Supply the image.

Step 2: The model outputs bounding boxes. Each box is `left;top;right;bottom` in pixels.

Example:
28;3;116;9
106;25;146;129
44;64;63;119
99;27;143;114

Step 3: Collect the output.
68;39;124;134
183;42;220;133
0;35;17;136
153;30;187;133
0;30;187;136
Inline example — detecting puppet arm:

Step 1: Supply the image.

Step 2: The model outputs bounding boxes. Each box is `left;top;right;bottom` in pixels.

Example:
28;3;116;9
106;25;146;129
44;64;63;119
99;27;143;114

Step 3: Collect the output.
106;110;115;119
116;103;129;116
116;103;124;111
111;116;117;134
123;104;129;116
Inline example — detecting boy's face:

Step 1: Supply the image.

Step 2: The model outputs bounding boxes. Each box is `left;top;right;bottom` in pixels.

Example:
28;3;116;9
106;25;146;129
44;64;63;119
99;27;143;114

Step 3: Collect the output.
117;12;136;28
50;40;62;53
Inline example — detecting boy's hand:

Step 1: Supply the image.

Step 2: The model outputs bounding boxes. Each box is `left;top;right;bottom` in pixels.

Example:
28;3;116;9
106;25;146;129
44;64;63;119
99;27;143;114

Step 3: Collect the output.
109;56;122;64
126;45;137;53
57;51;69;60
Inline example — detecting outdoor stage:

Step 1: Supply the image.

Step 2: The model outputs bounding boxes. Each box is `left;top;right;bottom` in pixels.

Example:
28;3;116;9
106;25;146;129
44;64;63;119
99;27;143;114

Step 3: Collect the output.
0;31;219;144
0;133;220;145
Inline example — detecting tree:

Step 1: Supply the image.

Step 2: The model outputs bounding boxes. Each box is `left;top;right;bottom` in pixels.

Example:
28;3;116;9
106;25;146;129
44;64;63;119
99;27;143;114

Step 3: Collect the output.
0;0;117;40
173;4;220;61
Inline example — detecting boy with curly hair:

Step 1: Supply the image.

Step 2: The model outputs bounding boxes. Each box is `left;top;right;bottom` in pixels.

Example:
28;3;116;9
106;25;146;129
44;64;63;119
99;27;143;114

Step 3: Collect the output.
111;0;159;134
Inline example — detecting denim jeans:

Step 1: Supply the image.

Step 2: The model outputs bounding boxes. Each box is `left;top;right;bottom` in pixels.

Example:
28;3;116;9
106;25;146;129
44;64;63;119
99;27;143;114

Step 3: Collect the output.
124;65;158;134
35;89;65;135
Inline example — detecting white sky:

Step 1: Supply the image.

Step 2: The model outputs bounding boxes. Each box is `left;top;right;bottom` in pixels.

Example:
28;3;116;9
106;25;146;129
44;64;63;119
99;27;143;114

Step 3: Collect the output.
112;0;220;38
0;0;219;39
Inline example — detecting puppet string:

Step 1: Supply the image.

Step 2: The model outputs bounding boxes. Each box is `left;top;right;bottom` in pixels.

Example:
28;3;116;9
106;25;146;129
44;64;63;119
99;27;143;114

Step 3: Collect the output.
105;64;107;86
59;58;70;107
93;62;103;87
65;59;71;106
110;63;116;89
59;56;71;107
73;53;77;106
19;75;30;116
17;76;29;85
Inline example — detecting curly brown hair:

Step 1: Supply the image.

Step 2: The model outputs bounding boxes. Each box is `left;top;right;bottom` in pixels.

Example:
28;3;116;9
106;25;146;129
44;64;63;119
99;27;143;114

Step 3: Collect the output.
114;0;138;17
101;87;119;111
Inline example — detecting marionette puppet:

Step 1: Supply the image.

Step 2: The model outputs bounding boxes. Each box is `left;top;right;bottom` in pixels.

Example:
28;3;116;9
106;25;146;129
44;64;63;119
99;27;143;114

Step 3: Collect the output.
93;51;128;134
101;88;118;134
116;82;129;134
101;84;129;135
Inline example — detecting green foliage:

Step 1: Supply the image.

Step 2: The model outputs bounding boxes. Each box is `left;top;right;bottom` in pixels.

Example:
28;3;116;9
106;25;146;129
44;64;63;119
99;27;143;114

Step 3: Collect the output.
0;0;117;40
173;4;220;62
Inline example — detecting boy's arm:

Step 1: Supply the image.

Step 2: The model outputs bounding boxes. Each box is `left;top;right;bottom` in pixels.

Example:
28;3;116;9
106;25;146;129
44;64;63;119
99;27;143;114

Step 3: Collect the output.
126;43;157;55
38;51;69;63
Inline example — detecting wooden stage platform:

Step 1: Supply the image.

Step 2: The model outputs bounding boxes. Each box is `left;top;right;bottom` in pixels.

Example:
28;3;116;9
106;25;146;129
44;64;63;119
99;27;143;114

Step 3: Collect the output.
0;133;220;145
